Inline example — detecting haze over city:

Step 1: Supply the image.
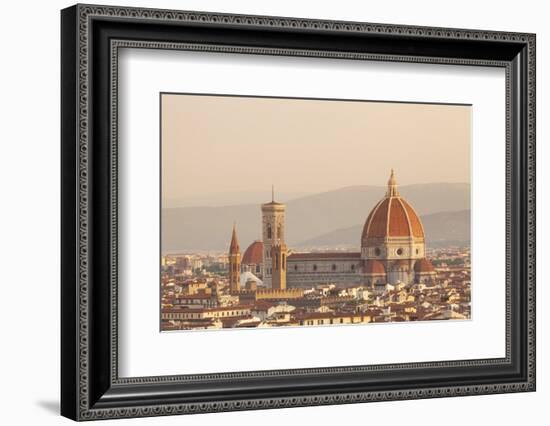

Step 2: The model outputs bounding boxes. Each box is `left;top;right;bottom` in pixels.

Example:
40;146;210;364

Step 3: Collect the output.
161;94;472;332
161;94;471;208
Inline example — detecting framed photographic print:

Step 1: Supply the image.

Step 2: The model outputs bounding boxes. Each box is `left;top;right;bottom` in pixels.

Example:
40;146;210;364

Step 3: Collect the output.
61;4;536;421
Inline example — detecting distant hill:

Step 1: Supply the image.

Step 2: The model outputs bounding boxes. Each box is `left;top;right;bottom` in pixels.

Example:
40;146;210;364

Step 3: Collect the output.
164;190;311;208
295;210;470;249
162;183;470;252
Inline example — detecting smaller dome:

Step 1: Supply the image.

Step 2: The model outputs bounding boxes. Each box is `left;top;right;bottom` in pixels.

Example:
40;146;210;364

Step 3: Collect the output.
364;259;385;274
414;258;435;273
391;259;409;271
242;240;264;265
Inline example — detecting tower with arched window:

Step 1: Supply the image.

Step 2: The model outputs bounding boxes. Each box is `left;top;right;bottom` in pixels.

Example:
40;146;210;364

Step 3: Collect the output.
261;187;286;288
271;242;288;290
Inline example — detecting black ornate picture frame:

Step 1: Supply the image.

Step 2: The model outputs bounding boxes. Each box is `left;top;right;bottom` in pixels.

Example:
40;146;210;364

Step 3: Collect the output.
61;4;536;421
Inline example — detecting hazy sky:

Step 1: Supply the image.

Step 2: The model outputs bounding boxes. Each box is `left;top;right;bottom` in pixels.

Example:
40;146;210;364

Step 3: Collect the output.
162;94;471;206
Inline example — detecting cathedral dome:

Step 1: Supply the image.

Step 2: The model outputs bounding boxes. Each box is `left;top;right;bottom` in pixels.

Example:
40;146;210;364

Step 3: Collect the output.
242;240;264;265
361;170;424;244
364;259;385;274
414;258;435;273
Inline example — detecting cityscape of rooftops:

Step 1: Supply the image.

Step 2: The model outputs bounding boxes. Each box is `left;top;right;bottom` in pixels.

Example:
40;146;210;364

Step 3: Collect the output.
161;170;471;331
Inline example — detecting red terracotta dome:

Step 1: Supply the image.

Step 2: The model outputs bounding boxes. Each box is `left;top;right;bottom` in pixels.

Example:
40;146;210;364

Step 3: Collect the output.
414;258;435;273
364;259;385;274
361;170;424;242
242;240;264;265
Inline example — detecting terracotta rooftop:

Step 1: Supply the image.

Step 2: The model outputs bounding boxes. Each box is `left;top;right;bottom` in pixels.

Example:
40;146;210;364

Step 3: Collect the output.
176;294;215;300
242;240;264;264
364;259;386;274
361;171;425;241
162;305;253;314
293;312;362;320
415;258;435;273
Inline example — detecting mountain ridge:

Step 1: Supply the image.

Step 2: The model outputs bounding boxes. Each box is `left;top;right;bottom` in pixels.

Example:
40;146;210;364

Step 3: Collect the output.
162;183;470;252
295;210;470;249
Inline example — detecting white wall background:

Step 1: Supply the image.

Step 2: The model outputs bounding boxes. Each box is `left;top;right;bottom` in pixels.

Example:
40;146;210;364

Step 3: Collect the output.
0;0;546;424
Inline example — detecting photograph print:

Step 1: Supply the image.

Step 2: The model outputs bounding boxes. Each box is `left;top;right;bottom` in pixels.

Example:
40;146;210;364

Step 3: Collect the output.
160;93;472;332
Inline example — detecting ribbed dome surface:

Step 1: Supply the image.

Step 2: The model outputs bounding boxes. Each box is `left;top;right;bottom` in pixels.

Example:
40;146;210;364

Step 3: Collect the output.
242;240;264;264
361;171;424;242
